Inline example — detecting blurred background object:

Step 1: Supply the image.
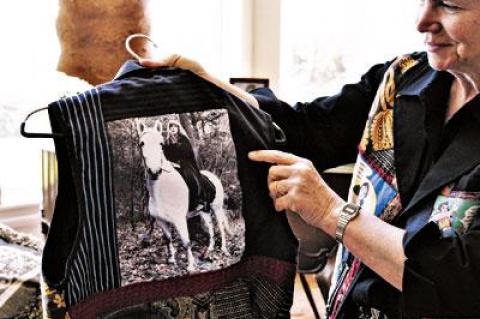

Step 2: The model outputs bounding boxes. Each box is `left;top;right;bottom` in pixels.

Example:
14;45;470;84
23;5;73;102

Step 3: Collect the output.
56;0;151;85
0;224;43;319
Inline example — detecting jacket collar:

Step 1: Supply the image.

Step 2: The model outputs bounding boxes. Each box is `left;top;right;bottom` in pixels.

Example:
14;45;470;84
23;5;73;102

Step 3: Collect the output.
394;66;450;209
397;63;480;123
114;60;146;80
397;66;439;97
397;72;480;218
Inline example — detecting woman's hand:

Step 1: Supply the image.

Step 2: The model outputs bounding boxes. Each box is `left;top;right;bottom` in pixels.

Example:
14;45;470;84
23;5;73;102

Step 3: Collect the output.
248;150;345;232
139;54;207;77
250;149;408;290
139;54;259;108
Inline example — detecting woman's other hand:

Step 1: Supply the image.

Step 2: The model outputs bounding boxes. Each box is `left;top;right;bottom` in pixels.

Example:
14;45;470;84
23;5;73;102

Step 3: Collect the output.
139;54;207;77
248;150;345;233
139;54;259;108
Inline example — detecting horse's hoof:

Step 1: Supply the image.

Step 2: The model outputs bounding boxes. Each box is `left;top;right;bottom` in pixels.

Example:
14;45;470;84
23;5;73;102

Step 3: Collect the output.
200;250;213;261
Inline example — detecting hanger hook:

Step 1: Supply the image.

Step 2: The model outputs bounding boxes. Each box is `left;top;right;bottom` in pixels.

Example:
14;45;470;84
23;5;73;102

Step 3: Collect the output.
20;107;63;139
125;33;158;60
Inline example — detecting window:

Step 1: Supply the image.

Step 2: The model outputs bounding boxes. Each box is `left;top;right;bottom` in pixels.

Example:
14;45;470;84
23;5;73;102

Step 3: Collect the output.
278;0;423;103
0;1;60;209
149;0;252;80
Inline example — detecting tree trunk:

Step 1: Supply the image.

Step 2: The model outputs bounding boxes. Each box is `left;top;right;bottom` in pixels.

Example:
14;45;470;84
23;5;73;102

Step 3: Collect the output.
56;0;151;85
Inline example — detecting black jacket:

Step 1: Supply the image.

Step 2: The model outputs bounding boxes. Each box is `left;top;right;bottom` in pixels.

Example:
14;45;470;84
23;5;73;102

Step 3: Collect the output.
254;52;480;318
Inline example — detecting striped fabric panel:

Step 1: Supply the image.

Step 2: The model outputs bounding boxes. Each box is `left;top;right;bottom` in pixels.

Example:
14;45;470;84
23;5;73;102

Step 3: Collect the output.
55;87;120;306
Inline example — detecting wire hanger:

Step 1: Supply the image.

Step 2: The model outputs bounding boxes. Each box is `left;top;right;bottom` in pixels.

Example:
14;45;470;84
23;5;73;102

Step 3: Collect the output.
20;107;62;139
125;33;158;60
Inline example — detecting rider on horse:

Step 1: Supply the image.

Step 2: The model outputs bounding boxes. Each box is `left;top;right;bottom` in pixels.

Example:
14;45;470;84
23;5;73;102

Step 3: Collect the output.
163;120;215;212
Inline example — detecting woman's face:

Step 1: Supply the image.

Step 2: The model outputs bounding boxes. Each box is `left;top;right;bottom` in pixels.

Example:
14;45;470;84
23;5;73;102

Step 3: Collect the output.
170;125;179;134
416;0;480;73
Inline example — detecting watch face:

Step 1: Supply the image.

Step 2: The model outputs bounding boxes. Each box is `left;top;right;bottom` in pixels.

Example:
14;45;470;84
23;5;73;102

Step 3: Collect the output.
336;203;361;243
343;203;360;216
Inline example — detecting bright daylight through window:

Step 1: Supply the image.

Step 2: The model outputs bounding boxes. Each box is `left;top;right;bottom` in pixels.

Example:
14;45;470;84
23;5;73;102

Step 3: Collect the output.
279;0;423;103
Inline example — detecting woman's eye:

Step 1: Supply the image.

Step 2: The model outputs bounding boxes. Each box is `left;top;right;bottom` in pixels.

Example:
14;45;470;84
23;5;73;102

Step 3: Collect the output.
438;1;461;10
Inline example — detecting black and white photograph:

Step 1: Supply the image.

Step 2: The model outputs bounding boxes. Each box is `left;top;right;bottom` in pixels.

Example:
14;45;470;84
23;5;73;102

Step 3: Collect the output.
107;109;245;285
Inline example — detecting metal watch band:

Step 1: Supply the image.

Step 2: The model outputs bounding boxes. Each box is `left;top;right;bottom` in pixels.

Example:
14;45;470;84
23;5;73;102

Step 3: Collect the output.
335;203;361;243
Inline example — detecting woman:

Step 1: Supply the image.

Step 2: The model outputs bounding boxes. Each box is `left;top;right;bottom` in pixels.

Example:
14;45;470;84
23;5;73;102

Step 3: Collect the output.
141;0;480;317
163;120;198;169
163;120;215;212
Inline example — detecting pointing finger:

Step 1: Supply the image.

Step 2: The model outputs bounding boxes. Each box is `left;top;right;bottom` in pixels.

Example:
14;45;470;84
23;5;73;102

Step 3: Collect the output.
248;150;299;165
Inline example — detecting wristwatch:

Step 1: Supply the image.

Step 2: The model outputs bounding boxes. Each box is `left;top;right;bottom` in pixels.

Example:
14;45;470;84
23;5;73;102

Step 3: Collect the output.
335;203;361;243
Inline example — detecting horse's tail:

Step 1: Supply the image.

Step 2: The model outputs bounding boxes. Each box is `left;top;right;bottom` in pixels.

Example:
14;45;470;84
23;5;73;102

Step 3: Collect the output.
200;170;223;204
200;170;232;236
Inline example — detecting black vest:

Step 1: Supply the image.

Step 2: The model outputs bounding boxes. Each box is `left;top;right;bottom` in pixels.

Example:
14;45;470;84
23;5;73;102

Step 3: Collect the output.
43;61;297;318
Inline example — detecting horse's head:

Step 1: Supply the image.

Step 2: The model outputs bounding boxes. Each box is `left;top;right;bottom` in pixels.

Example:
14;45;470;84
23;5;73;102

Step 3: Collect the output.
137;119;171;180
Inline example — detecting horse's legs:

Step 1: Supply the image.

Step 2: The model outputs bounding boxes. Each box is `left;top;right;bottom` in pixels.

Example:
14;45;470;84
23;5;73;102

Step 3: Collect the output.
148;216;155;237
158;220;176;264
174;218;195;272
212;206;230;255
199;212;215;253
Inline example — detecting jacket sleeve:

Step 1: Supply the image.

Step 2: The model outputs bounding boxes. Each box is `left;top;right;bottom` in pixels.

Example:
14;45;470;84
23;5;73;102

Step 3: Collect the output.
402;198;480;316
251;62;390;170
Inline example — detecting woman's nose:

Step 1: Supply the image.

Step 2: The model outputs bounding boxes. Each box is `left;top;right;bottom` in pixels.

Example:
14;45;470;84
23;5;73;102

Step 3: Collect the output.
416;1;441;33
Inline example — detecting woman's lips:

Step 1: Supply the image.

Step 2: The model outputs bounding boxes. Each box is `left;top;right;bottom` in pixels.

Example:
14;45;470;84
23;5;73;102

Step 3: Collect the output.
426;42;451;52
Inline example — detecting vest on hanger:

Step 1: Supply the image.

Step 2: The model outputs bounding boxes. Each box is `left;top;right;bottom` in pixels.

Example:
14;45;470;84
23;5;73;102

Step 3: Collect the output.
42;61;298;319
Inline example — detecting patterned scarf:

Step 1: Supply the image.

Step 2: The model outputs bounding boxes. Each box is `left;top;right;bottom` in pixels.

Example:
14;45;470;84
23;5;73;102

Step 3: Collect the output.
327;55;419;319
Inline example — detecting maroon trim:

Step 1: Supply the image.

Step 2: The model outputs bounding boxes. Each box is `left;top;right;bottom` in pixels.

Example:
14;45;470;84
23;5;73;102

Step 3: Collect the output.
69;256;296;318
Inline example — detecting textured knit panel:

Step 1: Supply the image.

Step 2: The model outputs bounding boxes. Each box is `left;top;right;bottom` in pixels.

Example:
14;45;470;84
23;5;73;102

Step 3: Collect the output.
92;276;292;319
53;88;120;306
106;109;245;284
67;257;296;318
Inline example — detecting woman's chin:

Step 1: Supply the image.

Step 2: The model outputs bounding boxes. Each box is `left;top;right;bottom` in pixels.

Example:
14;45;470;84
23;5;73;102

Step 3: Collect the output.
427;55;455;71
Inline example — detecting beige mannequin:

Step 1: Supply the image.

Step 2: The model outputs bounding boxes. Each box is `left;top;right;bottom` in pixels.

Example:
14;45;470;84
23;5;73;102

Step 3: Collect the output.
56;0;151;85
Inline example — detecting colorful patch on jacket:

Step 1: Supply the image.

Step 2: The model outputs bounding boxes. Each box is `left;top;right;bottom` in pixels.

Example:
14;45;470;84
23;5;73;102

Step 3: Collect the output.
107;108;245;285
430;186;480;237
42;283;69;319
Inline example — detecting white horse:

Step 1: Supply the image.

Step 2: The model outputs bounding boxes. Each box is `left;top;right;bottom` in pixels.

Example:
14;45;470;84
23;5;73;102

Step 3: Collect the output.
136;119;232;272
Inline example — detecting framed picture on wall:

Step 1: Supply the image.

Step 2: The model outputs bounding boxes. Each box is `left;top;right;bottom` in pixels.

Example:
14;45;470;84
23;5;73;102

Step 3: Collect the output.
229;78;269;92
